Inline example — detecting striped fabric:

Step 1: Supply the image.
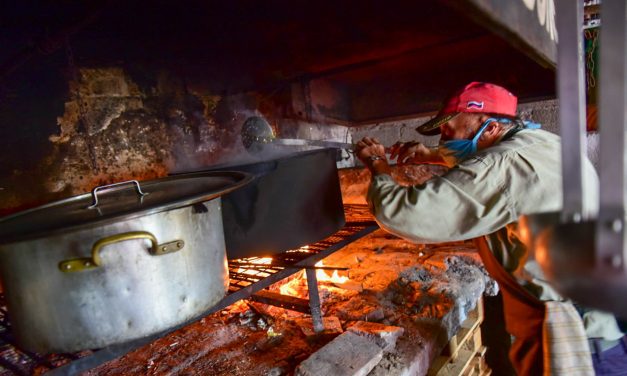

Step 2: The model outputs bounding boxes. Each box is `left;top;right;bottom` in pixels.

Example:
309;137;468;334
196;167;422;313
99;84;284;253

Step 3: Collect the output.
543;301;595;375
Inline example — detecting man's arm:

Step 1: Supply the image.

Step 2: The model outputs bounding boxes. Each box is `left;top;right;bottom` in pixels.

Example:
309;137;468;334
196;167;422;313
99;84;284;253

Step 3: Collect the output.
389;141;447;166
355;137;391;176
366;162;515;244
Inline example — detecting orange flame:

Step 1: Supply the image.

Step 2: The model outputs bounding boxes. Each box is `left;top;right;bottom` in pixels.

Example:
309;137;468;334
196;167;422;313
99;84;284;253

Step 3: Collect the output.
286;245;311;253
315;260;348;284
277;259;349;297
236;257;273;276
279;281;301;296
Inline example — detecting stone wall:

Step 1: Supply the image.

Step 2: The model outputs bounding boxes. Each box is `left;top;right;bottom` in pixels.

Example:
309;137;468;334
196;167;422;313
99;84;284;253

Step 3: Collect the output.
0;68;235;213
0;66;354;214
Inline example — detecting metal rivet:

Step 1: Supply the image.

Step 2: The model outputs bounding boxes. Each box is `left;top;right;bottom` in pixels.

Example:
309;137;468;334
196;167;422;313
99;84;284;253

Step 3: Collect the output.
611;219;623;233
84;261;91;267
161;246;167;253
608;255;623;268
65;264;72;270
176;241;183;248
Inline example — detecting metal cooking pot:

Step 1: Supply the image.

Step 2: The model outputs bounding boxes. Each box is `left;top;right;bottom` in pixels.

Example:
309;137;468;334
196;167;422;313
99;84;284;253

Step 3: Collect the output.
180;148;346;259
0;171;252;353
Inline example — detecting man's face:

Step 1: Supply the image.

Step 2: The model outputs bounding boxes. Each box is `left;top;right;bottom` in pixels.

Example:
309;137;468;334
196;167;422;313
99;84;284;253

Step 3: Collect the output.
439;113;483;142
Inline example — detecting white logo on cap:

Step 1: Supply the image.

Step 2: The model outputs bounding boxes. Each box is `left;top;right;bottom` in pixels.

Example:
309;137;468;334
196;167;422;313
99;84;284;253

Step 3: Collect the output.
467;101;484;109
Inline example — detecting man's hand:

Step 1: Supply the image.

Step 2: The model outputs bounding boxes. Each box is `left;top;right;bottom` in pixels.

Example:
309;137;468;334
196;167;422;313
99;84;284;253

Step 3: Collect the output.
389;141;445;166
355;137;391;176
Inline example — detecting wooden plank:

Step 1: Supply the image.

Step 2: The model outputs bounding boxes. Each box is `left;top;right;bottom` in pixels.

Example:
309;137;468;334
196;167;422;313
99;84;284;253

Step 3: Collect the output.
250;289;311;313
476;297;484;321
429;355;451;376
447;335;460;360
464;357;480;376
444;302;483;360
428;299;489;376
463;349;488;376
436;348;476;376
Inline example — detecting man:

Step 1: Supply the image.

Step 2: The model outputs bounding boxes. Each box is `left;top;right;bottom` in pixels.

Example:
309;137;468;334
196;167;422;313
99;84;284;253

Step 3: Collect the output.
355;82;626;375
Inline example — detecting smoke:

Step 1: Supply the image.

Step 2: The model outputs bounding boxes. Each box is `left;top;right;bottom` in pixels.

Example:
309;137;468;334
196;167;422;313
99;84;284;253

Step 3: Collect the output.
169;93;309;174
169;92;355;175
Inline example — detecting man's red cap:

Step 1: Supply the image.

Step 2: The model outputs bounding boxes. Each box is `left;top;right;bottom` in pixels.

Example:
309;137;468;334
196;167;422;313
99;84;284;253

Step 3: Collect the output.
416;82;518;135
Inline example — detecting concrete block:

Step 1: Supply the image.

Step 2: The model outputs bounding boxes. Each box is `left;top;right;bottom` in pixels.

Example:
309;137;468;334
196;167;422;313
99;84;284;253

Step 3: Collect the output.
365;307;386;322
295;316;343;339
347;321;405;352
295;331;383;376
335;297;385;322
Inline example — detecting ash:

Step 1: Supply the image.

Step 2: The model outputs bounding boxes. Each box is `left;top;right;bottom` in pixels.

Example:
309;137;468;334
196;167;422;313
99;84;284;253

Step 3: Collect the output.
445;254;499;297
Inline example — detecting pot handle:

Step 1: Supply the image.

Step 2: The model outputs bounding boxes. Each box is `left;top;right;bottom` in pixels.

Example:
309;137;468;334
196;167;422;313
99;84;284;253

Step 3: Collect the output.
87;180;148;209
58;231;185;272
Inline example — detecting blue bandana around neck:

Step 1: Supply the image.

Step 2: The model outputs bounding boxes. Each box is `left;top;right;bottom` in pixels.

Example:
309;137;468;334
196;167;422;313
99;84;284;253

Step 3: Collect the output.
439;117;541;165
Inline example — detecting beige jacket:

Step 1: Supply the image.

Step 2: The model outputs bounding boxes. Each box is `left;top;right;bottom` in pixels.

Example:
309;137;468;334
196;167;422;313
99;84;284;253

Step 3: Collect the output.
367;129;622;340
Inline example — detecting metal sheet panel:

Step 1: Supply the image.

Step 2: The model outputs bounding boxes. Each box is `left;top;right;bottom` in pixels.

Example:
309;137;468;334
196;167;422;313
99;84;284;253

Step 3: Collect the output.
448;0;558;67
596;0;627;270
555;0;586;221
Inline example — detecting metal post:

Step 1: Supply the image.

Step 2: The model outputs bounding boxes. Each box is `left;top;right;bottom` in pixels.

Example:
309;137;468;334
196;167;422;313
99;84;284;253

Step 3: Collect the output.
305;268;324;333
555;0;587;222
596;0;627;270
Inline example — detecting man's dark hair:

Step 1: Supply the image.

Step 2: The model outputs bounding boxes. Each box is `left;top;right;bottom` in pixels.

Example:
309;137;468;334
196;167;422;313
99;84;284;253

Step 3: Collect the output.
487;113;525;129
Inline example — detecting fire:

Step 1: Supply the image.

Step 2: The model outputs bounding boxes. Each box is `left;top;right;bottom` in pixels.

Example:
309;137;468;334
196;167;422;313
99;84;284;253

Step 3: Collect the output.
253;257;273;264
277;259;349;297
228;299;250;313
286;245;311;253
315;260;348;284
235;257;273;276
279;279;302;296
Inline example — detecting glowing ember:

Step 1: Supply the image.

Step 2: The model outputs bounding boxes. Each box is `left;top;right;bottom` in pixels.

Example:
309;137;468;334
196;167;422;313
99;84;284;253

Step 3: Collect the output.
286;245;312;253
227;300;250;313
235;257;273;276
315;260;349;284
253;257;273;264
277;260;349;297
279;280;304;297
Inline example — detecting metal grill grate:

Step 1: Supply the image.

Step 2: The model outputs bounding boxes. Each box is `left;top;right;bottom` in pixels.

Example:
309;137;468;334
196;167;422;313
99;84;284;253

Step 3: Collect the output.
0;204;377;375
228;208;376;290
0;296;92;376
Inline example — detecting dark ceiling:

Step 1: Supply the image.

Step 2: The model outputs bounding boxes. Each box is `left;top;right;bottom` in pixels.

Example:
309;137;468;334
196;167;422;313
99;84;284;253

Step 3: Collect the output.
1;0;556;123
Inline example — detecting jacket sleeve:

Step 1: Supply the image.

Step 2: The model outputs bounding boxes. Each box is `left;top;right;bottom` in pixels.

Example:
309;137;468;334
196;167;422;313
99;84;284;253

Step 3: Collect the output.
366;163;517;244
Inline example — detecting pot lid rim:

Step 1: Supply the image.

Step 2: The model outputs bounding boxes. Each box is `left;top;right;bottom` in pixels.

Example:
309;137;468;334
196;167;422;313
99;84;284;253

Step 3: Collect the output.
0;171;253;244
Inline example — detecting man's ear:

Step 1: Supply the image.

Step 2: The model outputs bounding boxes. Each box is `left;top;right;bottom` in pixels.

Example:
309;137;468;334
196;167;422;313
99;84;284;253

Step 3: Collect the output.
479;120;501;143
484;122;500;136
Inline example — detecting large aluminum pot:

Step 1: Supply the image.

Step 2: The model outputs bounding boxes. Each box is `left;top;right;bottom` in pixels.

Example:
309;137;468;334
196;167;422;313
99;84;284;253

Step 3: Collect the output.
181;148;346;259
0;172;252;353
